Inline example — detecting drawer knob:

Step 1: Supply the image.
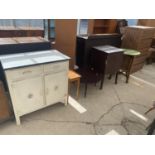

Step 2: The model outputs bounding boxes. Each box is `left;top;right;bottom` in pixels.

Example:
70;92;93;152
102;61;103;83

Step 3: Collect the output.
28;93;33;99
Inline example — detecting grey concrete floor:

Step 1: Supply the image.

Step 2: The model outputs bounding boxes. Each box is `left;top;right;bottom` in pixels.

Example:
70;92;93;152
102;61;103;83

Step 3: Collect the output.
0;64;155;135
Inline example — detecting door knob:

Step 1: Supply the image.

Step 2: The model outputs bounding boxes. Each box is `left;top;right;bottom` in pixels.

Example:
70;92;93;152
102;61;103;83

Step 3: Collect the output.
54;85;58;91
28;93;33;99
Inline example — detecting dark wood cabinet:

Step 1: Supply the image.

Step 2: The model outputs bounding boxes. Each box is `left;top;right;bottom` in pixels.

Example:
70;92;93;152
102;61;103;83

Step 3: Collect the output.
90;45;123;89
76;33;122;68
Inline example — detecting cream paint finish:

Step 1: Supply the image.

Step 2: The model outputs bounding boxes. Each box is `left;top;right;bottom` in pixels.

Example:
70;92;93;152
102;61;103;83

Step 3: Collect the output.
5;61;69;125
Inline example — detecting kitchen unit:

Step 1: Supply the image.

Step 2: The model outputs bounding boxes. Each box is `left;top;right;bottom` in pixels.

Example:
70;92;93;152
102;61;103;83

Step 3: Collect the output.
0;50;69;125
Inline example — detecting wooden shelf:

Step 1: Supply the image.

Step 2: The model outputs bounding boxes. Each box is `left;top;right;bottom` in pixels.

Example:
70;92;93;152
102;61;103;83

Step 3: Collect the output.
88;19;117;34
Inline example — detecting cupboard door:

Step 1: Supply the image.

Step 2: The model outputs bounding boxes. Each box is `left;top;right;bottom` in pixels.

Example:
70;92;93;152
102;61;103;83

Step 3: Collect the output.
11;77;44;115
45;71;68;105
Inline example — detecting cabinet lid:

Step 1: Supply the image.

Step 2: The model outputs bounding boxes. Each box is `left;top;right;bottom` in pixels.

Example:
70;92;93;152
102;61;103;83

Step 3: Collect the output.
0;49;70;70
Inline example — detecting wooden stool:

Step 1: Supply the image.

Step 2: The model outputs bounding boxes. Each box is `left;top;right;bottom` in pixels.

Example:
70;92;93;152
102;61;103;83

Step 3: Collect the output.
68;70;81;99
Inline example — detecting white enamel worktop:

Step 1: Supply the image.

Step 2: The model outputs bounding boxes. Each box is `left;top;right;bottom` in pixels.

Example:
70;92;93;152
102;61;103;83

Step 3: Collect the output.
0;49;69;70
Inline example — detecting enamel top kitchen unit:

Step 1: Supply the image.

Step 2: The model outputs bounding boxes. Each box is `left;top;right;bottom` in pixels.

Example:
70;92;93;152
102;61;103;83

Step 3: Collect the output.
0;50;69;125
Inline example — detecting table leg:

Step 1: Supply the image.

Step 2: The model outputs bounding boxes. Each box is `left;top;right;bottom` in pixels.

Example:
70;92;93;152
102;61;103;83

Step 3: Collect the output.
76;78;80;99
115;72;119;84
100;74;105;90
84;81;88;97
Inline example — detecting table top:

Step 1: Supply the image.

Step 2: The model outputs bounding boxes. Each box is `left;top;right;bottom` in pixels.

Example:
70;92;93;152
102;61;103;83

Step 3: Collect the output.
123;49;141;56
0;49;70;70
93;45;124;53
68;70;81;81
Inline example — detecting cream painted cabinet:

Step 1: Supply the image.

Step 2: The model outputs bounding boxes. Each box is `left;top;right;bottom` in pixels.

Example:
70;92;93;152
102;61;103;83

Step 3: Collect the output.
5;61;69;125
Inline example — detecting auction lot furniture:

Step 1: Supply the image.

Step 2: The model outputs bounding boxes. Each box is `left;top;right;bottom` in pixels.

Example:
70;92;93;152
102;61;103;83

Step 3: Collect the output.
76;33;122;68
90;45;124;89
0;81;12;123
121;26;155;73
68;70;81;99
115;49;141;84
0;50;69;125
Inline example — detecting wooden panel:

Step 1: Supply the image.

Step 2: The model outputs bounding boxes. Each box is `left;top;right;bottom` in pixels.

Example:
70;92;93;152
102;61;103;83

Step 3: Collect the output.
138;19;155;27
87;19;95;34
87;19;117;34
0;28;44;38
55;19;77;69
0;81;11;122
121;26;155;73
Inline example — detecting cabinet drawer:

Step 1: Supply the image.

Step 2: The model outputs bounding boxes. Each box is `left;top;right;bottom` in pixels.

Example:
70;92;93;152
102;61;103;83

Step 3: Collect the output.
44;61;68;74
5;65;43;81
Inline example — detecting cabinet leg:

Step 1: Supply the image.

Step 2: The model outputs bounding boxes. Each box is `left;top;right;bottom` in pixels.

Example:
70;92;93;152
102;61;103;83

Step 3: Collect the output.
64;95;68;106
115;72;119;84
15;115;21;125
126;73;130;83
100;74;105;90
108;74;112;80
76;79;80;99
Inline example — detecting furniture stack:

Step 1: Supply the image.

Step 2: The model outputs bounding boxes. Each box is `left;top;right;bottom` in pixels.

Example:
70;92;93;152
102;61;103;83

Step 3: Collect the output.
121;26;155;73
137;20;155;63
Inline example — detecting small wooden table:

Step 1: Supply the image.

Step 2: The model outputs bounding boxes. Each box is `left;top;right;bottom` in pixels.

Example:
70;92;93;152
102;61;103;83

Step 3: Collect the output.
68;70;81;99
115;49;141;84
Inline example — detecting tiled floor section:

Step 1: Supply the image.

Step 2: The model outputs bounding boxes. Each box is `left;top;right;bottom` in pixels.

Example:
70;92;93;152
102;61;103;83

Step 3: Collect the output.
0;64;155;135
